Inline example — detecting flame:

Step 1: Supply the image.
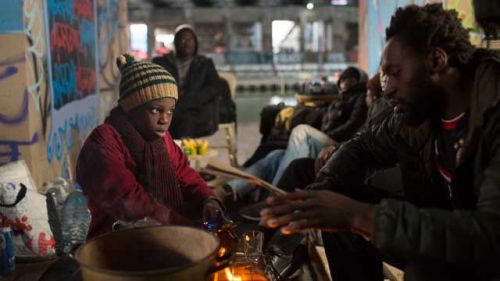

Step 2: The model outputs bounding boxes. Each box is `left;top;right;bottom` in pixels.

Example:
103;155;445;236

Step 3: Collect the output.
245;235;250;242
218;247;227;257
224;268;243;281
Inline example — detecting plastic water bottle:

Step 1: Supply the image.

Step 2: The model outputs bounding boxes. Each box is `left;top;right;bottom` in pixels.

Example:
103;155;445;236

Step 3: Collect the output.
60;189;91;253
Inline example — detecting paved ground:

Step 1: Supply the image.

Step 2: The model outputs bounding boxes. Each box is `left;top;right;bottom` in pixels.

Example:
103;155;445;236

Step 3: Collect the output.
205;121;260;167
204;94;295;167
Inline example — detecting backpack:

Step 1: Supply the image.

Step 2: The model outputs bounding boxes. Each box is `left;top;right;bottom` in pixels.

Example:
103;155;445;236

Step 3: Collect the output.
259;103;287;143
267;105;324;142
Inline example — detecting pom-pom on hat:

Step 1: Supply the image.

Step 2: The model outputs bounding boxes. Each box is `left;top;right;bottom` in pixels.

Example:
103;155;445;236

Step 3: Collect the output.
116;53;178;112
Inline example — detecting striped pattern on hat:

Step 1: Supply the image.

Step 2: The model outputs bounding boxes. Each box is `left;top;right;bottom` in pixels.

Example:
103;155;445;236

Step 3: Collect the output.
116;53;178;112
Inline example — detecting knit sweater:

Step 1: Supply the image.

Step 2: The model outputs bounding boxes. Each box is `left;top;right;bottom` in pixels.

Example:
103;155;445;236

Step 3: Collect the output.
76;123;215;239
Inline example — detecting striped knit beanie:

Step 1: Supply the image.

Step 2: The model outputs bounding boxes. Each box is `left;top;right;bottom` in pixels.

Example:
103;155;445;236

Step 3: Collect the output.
116;53;178;112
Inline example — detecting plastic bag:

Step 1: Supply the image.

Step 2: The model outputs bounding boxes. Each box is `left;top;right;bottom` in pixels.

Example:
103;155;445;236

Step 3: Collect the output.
0;161;56;257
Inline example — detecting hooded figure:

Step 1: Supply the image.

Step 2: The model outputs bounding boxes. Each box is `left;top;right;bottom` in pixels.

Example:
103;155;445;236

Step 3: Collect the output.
320;66;369;142
152;25;226;139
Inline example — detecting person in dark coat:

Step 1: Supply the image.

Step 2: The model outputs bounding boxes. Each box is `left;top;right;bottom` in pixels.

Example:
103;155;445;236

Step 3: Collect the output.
225;68;368;201
77;54;222;239
261;4;500;281
152;24;226;139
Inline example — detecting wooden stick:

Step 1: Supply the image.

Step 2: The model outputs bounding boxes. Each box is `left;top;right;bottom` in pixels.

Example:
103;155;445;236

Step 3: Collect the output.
202;161;287;196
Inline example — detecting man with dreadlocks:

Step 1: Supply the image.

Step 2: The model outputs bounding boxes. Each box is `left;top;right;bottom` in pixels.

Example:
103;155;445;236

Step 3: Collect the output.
76;54;223;240
261;4;500;281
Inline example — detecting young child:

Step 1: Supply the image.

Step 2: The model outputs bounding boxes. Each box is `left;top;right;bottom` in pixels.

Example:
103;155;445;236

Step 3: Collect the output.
76;53;223;239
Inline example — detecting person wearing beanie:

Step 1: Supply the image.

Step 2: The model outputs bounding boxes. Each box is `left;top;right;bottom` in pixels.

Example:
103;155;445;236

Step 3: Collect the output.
76;53;223;240
152;24;228;139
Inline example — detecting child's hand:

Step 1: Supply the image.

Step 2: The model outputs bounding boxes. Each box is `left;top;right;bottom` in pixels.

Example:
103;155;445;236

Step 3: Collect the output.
203;199;224;221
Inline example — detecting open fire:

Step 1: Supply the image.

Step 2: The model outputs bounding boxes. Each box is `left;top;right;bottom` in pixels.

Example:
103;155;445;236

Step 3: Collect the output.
224;268;242;281
211;264;268;281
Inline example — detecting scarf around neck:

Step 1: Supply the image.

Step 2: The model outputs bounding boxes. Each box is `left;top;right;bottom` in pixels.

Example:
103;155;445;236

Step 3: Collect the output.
106;107;183;212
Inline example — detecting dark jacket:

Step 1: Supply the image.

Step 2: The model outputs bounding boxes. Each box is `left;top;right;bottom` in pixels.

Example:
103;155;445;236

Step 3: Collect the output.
310;50;500;279
152;31;225;138
320;82;368;142
76;124;216;239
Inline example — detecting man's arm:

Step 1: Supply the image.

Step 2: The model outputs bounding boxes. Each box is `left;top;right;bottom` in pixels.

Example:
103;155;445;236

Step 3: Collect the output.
368;110;500;268
309;113;401;195
372;163;500;268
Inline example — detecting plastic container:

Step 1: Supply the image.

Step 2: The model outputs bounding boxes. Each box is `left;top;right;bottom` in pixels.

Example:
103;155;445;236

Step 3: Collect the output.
0;227;15;277
60;190;91;253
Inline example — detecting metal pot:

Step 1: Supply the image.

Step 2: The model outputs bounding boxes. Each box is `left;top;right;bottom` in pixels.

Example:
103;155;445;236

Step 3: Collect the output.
75;225;229;281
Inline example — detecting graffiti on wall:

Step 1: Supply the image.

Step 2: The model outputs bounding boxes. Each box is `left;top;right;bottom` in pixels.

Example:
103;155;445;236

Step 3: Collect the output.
46;0;99;109
0;0;23;34
24;0;53;138
0;89;29;126
0;133;39;165
0;0;127;184
97;0;125;92
46;106;98;163
446;0;476;30
44;0;100;164
0;54;39;165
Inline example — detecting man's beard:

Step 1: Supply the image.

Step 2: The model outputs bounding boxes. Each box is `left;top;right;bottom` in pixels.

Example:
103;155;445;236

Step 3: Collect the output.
400;72;444;126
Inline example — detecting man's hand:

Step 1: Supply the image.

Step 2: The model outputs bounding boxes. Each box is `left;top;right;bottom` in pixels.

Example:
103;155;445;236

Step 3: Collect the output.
202;199;224;221
260;190;375;238
314;145;338;174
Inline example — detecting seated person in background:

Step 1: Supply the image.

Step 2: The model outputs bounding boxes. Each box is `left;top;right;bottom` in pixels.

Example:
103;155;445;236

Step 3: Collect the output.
77;54;223;240
270;66;368;184
278;72;392;193
261;4;500;280
243;78;338;167
153;24;227;139
225;68;370;201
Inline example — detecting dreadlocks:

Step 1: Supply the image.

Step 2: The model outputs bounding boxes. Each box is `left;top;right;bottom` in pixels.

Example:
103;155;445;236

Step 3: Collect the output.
386;4;475;69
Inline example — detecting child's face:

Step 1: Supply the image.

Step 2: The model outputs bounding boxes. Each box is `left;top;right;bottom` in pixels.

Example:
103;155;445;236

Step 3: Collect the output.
128;98;176;140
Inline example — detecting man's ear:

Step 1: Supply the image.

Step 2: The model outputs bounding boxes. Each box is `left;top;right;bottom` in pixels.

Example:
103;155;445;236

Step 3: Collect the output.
427;48;448;73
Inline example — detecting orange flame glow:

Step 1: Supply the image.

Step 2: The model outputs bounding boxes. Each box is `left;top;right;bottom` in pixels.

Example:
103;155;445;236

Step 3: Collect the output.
224;268;243;281
218;247;227;257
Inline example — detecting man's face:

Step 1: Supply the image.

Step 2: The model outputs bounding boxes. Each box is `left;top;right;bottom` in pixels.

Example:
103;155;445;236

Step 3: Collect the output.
381;37;444;126
340;77;358;92
178;29;196;58
128;98;176;140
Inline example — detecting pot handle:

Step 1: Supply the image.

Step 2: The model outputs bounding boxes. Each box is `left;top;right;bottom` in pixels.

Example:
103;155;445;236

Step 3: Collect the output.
207;250;232;274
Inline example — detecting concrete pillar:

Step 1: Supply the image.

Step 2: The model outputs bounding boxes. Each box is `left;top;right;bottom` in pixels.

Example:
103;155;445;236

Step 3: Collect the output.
299;15;306;53
147;21;156;60
223;13;234;52
261;13;273;54
358;0;369;73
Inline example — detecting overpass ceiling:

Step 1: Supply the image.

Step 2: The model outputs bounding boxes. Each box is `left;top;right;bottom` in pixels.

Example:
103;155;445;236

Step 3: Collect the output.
128;0;358;10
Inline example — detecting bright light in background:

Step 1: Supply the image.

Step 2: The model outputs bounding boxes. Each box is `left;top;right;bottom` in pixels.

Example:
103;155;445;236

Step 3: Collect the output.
130;23;147;34
331;0;348;5
156;34;175;46
272;20;295;53
270;96;297;107
129;23;148;60
306;2;314;9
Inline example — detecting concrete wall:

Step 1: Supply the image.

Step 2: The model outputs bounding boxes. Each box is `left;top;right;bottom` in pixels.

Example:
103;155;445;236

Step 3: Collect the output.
0;0;129;189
